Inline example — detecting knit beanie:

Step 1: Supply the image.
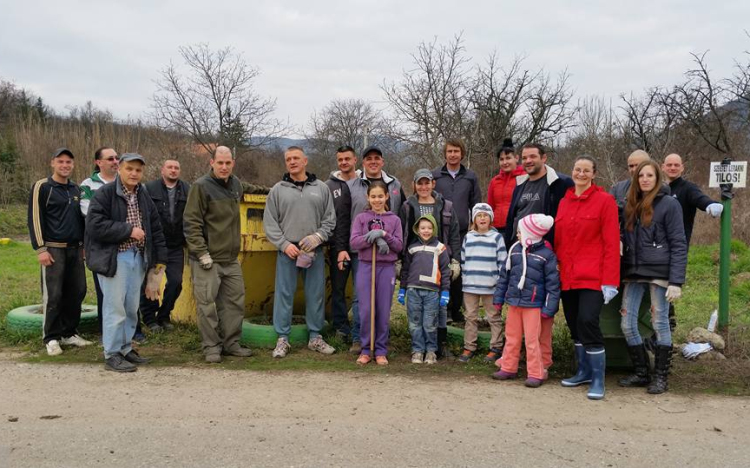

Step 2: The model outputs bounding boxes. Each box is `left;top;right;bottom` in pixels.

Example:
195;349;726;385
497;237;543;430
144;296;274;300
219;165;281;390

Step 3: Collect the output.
471;203;494;223
506;214;554;289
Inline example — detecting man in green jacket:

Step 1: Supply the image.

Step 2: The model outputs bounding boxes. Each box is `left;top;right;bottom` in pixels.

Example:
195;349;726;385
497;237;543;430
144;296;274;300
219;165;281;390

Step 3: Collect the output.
183;146;267;363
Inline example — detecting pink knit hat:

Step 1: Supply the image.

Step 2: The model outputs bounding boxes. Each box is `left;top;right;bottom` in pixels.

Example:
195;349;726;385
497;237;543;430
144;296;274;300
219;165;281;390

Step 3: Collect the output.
518;214;554;247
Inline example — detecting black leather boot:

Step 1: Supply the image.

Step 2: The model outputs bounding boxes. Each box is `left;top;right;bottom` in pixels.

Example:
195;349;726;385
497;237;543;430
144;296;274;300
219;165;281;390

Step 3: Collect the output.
619;344;651;387
647;345;673;394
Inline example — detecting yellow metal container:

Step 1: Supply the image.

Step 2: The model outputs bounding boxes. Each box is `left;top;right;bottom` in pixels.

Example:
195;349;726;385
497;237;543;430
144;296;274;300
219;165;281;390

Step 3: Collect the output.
171;194;345;323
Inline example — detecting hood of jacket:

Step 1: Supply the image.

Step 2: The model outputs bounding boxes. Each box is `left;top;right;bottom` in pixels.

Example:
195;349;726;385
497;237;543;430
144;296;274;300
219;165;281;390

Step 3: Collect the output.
412;213;439;242
515;164;561;186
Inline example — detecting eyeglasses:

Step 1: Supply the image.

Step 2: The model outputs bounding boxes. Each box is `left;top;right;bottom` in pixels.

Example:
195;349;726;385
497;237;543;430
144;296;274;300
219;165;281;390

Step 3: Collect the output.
102;157;119;162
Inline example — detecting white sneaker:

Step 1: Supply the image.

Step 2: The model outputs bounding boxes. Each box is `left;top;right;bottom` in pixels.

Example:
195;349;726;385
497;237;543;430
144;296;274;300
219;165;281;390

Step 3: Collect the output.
272;338;291;358
46;340;63;356
60;334;93;347
308;336;335;355
424;351;437;365
411;352;424;364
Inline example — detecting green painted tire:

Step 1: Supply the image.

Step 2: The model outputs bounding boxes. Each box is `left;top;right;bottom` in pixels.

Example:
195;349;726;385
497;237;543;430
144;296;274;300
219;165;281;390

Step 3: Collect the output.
5;304;98;335
446;325;492;350
240;320;309;349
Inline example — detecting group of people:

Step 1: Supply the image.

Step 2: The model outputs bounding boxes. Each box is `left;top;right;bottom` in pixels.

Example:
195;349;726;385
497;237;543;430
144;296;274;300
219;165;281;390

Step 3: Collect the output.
29;137;722;398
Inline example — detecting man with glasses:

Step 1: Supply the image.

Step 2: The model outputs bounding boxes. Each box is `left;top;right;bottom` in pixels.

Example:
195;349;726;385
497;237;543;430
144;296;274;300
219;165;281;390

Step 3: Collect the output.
80;147;119;333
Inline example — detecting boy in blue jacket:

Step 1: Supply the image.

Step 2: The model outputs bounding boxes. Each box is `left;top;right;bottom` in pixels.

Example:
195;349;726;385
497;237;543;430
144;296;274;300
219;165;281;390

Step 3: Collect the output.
492;214;560;387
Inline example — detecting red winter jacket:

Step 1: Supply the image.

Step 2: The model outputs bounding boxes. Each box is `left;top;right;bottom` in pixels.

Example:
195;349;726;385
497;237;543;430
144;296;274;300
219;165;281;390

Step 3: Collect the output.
554;184;620;291
487;166;525;229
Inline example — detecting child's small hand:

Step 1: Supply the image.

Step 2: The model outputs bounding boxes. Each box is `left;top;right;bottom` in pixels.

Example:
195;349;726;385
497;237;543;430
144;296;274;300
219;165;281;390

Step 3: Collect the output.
439;291;450;307
397;288;405;305
541;312;554;320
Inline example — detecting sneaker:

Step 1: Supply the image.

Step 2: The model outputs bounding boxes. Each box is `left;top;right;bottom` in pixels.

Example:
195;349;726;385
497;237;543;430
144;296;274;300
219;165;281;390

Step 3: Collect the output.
375;355;389;366
349;341;362;355
123;350;150;364
457;349;475;363
484;348;502;363
411;352;424;364
525;377;544;388
356;354;371;365
105;354;137;373
492;370;518;380
424;352;437;365
132;332;147;345
45;340;63;356
308;336;335;355
60;334;93;347
160;321;175;332
272;338;291;358
223;346;253;357
205;353;222;364
148;323;164;334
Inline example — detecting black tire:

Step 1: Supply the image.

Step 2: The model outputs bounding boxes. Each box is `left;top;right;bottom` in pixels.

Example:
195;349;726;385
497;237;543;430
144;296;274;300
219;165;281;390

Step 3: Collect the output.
5;304;98;335
240;320;309;349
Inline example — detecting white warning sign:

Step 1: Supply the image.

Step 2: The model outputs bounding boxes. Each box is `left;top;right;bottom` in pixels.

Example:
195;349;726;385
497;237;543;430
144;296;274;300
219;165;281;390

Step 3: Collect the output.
709;161;746;188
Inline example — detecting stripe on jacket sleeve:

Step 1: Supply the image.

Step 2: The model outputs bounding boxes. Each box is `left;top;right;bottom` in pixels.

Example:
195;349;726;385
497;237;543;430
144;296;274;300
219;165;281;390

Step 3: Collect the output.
31;178;47;250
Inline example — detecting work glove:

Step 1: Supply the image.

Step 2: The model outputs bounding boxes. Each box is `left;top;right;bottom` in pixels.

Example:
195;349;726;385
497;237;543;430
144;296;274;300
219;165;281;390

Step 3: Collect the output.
397;288;405;305
706;203;723;218
364;229;385;244
682;342;712;359
375;237;389;255
665;285;682;303
394;259;402;279
299;233;324;252
602;285;619;305
199;253;213;270
449;259;461;281
439;291;450;307
144;266;165;301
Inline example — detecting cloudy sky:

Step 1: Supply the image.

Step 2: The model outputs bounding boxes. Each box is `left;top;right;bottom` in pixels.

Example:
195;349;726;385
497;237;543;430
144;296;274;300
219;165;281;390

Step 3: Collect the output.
2;1;748;137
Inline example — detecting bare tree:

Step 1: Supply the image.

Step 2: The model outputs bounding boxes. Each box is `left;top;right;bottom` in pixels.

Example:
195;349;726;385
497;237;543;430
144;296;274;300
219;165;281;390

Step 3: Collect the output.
151;43;286;157
381;34;472;167
620;87;679;157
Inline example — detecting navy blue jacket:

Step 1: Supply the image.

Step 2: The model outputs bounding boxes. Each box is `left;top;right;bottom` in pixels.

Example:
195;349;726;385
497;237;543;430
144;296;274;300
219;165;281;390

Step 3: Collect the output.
493;241;560;317
668;177;717;246
432;164;482;234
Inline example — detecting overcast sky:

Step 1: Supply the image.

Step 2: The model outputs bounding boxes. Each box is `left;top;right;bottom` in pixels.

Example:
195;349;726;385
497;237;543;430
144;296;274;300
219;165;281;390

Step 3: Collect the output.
2;1;749;137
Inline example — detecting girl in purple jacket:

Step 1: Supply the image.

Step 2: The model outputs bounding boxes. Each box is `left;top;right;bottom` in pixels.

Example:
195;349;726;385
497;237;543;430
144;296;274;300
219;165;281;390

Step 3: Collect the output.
350;181;403;365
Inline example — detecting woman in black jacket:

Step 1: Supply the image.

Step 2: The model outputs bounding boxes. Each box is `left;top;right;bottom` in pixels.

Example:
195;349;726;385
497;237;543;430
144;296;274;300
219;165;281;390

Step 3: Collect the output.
619;160;687;394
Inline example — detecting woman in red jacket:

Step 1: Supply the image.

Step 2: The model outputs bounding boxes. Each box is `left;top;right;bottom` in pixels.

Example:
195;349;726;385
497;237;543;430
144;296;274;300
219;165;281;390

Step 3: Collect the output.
487;139;525;230
554;155;620;400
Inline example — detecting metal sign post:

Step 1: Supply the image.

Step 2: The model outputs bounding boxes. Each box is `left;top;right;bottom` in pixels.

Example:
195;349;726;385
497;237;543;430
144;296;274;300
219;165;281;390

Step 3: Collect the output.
711;158;747;332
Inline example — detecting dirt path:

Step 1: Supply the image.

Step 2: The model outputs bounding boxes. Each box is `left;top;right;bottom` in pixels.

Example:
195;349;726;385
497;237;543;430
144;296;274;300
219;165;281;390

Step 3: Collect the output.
0;358;748;468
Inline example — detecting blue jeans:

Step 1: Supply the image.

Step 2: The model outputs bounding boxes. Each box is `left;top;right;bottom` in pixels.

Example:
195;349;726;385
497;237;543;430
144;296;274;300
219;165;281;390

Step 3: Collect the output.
99;249;145;359
350;255;360;342
273;248;326;340
621;282;671;346
406;288;439;353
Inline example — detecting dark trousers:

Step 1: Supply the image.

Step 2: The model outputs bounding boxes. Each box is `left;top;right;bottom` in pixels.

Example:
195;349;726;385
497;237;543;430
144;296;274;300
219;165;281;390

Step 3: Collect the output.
561;288;604;348
42;246;87;343
139;246;185;326
449;274;463;322
328;249;352;336
92;271;104;333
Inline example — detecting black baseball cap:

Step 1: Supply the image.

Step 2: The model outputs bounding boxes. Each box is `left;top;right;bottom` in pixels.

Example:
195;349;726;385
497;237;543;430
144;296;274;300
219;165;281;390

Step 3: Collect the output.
53;147;74;159
119;153;146;164
362;146;383;158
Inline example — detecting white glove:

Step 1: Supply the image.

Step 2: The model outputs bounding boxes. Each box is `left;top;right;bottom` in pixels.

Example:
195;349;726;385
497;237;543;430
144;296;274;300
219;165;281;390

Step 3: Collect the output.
145;266;165;301
665;285;682;303
682;342;712;359
299;233;323;252
199;253;213;270
706;203;723;218
449;259;461;281
601;285;618;305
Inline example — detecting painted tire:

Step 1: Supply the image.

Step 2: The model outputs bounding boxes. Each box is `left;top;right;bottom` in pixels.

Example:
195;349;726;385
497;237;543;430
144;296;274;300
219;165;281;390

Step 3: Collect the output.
240;320;309;348
5;304;98;334
446;325;492;349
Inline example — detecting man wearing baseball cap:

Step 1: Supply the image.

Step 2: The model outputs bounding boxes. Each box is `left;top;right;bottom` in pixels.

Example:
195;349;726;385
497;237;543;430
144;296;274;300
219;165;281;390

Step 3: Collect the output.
28;148;90;356
85;153;168;372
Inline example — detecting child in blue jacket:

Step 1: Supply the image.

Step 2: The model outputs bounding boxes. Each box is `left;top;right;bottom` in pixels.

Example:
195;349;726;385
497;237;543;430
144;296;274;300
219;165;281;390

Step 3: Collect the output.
492;214;560;388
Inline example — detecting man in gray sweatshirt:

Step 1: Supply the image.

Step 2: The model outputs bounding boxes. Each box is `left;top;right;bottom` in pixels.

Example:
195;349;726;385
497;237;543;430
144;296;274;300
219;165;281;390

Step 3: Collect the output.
263;146;337;358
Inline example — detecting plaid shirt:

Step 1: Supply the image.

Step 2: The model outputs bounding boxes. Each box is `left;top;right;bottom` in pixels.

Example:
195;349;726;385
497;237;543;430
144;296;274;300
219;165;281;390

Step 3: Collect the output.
118;184;145;252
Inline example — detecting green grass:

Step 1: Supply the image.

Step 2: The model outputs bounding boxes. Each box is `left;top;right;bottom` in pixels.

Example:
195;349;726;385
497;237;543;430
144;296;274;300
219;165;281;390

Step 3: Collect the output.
0;204;28;238
2;239;749;394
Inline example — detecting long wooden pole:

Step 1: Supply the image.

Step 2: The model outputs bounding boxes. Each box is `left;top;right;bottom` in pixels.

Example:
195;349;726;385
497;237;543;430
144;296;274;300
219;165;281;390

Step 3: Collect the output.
370;246;376;356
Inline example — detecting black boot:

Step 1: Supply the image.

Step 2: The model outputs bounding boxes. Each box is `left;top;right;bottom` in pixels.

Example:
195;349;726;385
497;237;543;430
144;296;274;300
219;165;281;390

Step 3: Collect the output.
647;345;673;394
437;327;452;360
619;344;651;387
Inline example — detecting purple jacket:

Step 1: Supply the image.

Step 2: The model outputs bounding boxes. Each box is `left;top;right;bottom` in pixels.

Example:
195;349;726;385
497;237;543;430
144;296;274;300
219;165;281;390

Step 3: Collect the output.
350;210;403;264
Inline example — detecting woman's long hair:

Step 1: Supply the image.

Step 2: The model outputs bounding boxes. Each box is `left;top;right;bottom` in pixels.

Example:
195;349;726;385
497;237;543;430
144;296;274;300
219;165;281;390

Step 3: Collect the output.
625;160;662;231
